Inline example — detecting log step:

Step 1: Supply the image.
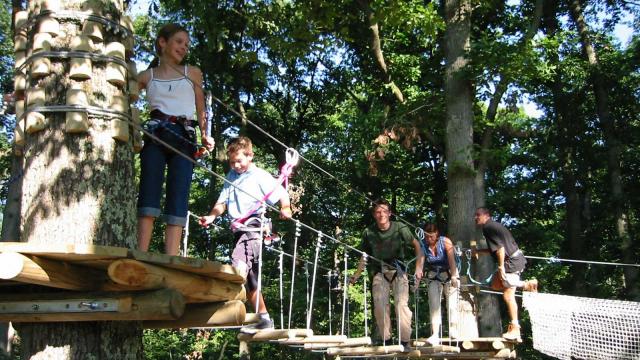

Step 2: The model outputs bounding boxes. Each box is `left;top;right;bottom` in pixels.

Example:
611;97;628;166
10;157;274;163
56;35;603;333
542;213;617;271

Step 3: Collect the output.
327;344;405;356
304;336;372;350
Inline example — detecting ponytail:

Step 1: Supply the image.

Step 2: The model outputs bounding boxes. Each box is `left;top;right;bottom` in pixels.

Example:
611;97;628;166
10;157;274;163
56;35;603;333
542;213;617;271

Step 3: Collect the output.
147;56;159;69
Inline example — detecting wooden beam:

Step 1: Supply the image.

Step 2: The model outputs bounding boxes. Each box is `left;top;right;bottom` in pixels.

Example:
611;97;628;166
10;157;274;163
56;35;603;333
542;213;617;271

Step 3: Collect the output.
0;252;107;290
143;300;246;329
129;249;245;283
326;344;405;356
0;289;184;322
107;259;244;302
0;242;128;261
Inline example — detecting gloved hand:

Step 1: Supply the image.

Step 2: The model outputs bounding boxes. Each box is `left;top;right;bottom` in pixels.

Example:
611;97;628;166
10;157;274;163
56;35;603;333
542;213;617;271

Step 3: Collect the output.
450;275;460;288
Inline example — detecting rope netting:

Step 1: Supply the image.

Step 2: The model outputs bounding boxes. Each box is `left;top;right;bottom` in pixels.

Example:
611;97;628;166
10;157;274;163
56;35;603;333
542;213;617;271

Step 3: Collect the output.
523;292;640;360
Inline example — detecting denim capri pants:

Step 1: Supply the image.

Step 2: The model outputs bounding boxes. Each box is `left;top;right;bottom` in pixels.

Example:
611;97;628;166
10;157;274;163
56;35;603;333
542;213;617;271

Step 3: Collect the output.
137;121;195;227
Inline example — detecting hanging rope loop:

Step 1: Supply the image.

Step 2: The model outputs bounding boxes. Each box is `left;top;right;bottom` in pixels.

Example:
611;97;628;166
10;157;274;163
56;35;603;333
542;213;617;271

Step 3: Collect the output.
285;147;300;166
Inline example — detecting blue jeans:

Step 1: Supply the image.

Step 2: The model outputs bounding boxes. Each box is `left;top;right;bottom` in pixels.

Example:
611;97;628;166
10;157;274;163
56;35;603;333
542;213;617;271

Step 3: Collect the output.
137;121;194;226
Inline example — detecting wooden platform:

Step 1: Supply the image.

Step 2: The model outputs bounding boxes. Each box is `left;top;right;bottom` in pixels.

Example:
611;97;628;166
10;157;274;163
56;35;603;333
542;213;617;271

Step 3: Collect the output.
0;242;248;327
0;242;245;283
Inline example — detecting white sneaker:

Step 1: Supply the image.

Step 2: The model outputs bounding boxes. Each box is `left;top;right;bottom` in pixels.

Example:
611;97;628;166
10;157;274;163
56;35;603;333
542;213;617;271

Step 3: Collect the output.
426;333;439;346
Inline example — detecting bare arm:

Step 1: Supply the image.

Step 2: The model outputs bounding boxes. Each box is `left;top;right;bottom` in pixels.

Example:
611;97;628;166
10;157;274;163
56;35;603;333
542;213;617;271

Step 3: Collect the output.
411;238;424;281
443;237;459;278
188;66;214;149
495;246;506;271
350;254;368;284
279;193;292;219
199;202;226;227
138;69;151;92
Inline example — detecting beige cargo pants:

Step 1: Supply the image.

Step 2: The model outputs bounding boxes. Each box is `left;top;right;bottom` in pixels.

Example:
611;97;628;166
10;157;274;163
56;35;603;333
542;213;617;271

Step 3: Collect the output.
372;269;412;342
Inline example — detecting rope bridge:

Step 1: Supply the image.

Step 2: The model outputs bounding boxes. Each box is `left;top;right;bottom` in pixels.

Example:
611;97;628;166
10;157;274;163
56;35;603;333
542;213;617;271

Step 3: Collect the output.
523;292;640;360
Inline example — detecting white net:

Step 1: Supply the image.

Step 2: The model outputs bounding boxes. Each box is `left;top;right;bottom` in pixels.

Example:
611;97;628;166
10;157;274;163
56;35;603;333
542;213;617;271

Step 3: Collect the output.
523;292;640;360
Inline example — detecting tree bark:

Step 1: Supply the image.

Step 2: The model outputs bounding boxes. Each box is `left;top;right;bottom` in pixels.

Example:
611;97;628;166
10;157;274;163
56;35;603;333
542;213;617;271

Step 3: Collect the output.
14;0;143;358
567;0;637;299
444;0;478;337
1;153;22;242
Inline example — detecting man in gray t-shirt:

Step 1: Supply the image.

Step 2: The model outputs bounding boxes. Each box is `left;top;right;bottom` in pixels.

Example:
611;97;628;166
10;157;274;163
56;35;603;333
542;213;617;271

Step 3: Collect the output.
474;207;538;342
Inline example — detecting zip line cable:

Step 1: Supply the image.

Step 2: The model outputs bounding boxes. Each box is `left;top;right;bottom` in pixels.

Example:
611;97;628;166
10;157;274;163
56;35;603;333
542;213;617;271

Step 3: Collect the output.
524;255;640;268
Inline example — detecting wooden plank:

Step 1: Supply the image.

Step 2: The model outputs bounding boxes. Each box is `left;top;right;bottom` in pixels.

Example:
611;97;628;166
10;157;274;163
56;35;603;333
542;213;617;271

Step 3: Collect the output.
326;345;405;356
143;300;246;329
107;259;244;302
304;336;372;350
129;250;245;283
0;242;128;261
0;289;184;322
238;328;313;342
421;350;512;359
414;344;461;353
0;252;108;290
278;334;347;345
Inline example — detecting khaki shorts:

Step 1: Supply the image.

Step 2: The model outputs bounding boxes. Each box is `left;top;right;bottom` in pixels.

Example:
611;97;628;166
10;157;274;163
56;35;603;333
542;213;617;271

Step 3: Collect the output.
502;272;522;288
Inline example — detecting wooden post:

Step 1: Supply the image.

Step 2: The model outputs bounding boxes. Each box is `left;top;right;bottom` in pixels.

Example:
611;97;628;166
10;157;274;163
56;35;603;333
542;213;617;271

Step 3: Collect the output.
238;339;250;360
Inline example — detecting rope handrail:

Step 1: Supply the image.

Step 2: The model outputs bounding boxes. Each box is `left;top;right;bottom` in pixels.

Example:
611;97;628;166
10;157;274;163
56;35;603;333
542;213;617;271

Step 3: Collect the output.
524;255;640;268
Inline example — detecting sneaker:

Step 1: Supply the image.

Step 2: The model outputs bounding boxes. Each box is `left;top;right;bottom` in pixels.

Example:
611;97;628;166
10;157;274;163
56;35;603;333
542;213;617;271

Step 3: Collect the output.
502;323;521;341
425;333;439;346
524;279;538;292
240;317;274;334
401;341;412;352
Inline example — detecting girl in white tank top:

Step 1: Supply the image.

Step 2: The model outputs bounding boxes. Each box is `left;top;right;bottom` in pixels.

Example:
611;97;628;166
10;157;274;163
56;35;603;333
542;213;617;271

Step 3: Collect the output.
136;24;214;256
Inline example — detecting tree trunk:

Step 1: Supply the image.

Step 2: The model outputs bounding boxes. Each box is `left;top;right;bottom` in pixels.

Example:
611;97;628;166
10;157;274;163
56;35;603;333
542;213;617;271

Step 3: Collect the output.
544;6;588;295
567;0;637;300
13;0;143;358
1;152;22;242
443;0;478;338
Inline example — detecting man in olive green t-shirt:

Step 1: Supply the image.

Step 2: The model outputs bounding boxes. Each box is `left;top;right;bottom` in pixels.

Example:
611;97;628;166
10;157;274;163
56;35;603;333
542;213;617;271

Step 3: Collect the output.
350;199;424;350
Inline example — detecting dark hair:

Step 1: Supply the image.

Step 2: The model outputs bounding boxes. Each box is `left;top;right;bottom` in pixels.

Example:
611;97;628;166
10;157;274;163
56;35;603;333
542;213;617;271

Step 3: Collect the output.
148;23;189;68
423;223;439;233
227;136;254;156
371;198;391;214
476;207;491;217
